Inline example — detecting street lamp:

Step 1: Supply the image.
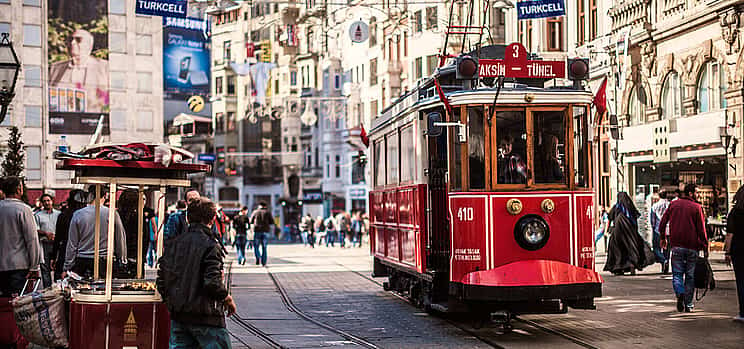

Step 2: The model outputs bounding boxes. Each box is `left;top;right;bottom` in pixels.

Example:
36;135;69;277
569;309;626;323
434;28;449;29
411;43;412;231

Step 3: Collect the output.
0;33;21;124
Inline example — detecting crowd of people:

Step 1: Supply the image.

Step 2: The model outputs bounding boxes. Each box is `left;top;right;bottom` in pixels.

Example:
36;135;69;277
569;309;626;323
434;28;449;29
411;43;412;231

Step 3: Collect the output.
598;183;743;321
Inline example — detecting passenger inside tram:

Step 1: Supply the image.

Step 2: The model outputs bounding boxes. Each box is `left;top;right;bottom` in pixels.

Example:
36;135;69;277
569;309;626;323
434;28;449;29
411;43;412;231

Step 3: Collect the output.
494;110;527;184
497;135;527;184
533;110;566;183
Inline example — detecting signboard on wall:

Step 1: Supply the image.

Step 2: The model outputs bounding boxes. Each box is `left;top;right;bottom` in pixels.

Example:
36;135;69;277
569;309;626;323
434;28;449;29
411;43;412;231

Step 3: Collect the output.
48;0;109;127
49;112;110;134
517;0;566;20
136;0;188;18
163;17;211;97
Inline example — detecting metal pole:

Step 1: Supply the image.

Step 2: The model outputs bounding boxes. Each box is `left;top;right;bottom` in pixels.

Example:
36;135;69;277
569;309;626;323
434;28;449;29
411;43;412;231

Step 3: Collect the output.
93;184;101;279
105;182;117;302
136;185;145;279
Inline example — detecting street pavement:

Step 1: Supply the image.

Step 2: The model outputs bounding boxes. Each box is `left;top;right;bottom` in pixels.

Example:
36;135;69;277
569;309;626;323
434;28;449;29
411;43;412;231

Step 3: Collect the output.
225;243;744;348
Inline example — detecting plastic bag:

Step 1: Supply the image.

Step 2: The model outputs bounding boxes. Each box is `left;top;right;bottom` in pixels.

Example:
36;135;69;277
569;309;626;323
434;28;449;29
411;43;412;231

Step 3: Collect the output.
11;286;69;348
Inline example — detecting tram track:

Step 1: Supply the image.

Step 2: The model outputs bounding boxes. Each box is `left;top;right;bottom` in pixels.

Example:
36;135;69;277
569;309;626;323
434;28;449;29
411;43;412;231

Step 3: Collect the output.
338;263;599;349
229;316;284;349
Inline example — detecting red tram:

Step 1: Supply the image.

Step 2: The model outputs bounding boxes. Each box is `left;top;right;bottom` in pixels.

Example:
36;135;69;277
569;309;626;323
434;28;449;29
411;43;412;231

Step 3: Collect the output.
368;43;602;324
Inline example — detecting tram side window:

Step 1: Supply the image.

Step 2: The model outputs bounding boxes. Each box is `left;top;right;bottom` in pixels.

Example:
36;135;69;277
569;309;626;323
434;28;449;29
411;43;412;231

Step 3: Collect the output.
533;110;566;184
400;126;415;182
573;106;589;187
387;132;400;185
496;110;527;184
468;107;486;189
374;140;385;187
449;109;462;191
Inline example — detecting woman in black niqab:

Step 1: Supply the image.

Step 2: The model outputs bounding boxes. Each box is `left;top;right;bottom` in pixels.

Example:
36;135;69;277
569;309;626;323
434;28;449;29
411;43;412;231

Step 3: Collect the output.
603;192;655;275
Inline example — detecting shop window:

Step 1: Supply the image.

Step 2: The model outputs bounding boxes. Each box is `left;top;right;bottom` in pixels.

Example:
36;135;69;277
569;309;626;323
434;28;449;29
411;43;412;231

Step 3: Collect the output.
137;72;152;93
25;146;41;181
697;60;727;113
25;105;41;128
369;17;377;47
661;71;683;118
374;140;385;187
24;65;41;87
23;24;41;47
400;126;415;182
628;85;647;125
546;17;563;51
573;106;589;187
577;0;585;45
496;110;527;184
468;107;485;189
533;110;566;184
386;132;399;185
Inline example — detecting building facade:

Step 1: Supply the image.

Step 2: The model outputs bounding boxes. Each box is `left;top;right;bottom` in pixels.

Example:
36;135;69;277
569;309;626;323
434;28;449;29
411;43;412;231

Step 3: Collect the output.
0;0;164;203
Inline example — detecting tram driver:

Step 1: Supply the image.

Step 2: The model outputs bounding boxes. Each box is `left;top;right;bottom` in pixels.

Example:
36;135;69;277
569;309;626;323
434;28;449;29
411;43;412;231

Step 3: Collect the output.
497;135;527;184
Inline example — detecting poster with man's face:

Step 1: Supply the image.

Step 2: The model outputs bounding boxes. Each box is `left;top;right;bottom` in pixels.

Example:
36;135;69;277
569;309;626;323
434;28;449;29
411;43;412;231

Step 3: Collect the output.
48;0;110;134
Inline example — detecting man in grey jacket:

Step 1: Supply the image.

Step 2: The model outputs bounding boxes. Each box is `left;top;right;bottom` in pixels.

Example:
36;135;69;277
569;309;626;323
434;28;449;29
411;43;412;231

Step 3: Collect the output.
0;177;41;296
64;187;127;279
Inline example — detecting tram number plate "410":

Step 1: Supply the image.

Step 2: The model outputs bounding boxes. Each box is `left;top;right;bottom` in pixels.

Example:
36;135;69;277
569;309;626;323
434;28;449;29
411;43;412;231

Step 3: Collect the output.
457;207;474;221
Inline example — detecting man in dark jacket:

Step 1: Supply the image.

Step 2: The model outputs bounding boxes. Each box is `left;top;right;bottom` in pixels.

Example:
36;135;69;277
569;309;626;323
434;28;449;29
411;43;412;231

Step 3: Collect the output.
659;183;709;313
250;201;274;266
157;197;236;347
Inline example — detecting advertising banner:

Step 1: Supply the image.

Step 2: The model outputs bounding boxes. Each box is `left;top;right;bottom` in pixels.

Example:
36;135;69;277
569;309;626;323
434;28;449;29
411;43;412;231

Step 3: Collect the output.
163;17;211;98
48;0;110;132
517;0;566;20
136;0;188;18
49;112;110;135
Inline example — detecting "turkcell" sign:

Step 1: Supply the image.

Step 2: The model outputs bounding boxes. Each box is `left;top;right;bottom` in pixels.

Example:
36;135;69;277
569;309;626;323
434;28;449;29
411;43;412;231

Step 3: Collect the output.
136;0;188;18
517;0;566;20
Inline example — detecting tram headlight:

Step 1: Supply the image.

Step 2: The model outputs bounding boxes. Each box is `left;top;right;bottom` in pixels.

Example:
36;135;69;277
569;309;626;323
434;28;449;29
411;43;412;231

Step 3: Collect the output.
514;215;550;251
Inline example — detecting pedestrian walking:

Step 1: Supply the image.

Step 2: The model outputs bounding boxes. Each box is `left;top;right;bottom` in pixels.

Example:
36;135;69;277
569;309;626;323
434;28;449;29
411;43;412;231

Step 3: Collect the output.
300;214;315;248
659;183;709;313
725;185;744;323
63;185;127;279
603;192;655;275
164;190;200;240
325;215;337;247
34;193;60;287
52;189;88;280
250;202;274;266
0;177;42;297
650;191;672;273
337;211;351;248
314;216;326;246
351;211;363;248
232;206;250;265
594;206;609;249
146;211;159;268
157;197;236;348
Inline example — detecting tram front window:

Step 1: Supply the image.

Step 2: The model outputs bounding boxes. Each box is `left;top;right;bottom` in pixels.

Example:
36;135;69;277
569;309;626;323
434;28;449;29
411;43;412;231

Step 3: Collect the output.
533;110;566;184
496;110;527;184
468;107;485;189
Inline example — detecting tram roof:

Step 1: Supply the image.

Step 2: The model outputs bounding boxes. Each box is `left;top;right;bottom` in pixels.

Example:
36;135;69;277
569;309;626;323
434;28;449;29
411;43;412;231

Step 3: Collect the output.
371;83;593;134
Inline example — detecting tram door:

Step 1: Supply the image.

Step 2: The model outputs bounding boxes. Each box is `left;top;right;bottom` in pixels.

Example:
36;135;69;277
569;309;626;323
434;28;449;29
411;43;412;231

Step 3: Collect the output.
425;108;451;300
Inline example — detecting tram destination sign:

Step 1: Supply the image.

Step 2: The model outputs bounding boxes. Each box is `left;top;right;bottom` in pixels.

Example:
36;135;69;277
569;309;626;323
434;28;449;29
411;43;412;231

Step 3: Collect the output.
478;42;566;79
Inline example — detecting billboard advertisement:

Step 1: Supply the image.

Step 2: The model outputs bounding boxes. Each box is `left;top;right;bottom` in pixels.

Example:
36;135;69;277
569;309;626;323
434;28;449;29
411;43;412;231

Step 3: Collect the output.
163;17;210;98
48;0;110;134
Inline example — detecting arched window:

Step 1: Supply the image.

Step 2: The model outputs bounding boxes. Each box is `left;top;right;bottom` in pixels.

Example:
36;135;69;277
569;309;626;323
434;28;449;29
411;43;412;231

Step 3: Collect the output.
697;60;727;113
661;71;683;118
628;85;646;125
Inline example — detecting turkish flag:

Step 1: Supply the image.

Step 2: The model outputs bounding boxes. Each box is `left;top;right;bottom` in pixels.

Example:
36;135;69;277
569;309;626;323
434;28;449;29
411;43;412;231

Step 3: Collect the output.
593;77;608;124
360;125;369;147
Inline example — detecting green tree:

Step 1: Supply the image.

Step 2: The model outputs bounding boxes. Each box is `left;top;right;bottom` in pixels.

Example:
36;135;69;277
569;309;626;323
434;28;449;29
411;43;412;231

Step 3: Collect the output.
2;126;25;178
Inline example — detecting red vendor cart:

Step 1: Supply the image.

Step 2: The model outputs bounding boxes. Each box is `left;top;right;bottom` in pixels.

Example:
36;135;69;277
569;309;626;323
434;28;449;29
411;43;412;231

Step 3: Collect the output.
59;158;209;349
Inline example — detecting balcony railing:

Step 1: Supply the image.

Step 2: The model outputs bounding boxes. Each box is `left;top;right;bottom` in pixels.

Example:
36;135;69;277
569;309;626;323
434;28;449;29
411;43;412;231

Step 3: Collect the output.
608;0;650;34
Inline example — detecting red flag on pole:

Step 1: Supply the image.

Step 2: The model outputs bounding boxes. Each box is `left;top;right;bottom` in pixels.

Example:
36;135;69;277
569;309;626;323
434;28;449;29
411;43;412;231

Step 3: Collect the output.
360;125;369;147
593;77;608;124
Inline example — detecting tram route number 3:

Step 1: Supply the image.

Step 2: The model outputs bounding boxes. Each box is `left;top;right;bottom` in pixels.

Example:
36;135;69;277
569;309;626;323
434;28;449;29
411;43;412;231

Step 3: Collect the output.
457;207;474;221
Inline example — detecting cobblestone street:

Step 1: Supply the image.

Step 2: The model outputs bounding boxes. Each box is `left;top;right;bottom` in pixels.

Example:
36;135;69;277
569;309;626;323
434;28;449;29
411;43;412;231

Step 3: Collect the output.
224;244;744;348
